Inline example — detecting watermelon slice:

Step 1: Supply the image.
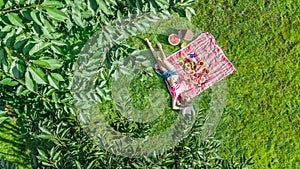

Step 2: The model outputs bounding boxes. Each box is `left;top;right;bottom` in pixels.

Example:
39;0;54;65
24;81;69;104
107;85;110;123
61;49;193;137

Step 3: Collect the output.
168;34;180;46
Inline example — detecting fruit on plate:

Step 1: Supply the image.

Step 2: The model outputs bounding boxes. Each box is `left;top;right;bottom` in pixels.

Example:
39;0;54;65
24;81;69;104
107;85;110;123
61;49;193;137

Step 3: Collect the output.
168;34;180;46
200;76;206;83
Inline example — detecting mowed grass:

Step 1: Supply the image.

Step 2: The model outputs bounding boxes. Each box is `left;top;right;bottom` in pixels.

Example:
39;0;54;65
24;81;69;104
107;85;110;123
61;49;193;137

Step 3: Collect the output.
191;0;300;168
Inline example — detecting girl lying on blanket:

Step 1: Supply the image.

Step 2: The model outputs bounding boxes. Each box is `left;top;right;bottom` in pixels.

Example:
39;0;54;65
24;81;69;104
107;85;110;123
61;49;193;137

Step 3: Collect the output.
145;38;191;110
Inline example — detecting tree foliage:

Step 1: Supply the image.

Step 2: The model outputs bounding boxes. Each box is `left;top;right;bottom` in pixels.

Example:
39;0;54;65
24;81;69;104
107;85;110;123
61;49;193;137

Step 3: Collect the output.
0;0;254;168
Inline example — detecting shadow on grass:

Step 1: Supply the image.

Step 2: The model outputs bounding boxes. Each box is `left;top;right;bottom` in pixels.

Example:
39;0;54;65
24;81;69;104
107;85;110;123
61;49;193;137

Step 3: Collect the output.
0;119;31;168
157;34;169;45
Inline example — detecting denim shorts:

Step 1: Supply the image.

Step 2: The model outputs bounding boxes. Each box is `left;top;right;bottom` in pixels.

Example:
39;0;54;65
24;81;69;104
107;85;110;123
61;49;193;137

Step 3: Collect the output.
161;69;178;80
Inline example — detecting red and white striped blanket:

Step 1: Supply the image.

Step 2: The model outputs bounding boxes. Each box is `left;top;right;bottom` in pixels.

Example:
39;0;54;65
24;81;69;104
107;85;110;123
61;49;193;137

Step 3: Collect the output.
155;32;236;103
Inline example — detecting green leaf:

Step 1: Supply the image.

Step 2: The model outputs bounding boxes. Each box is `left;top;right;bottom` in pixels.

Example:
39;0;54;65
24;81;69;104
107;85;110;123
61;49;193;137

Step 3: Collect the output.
0;46;7;65
246;156;254;165
51;40;66;46
29;42;51;56
32;60;51;68
0;1;4;9
136;0;143;11
185;7;195;21
48;74;59;89
132;163;140;168
16;85;24;95
45;8;68;22
41;162;52;167
75;160;82;169
37;148;49;161
87;0;98;15
149;0;158;13
185;8;192;21
7;13;25;28
0;117;9;125
32;58;62;70
72;14;84;27
0;78;18;86
0;110;7;116
1;25;13;32
23;43;35;55
86;159;96;169
14;38;29;51
106;0;117;6
97;0;113;15
52;151;61;161
10;60;26;79
36;134;54;140
162;160;175;165
50;147;55;157
4;30;16;48
51;73;64;81
25;71;36;91
39;12;55;35
52;92;59;102
125;0;134;7
156;0;169;7
29;66;47;85
44;88;55;96
30;10;43;26
50;45;63;55
186;7;195;15
36;134;61;146
40;0;64;7
39;126;53;135
44;59;62;70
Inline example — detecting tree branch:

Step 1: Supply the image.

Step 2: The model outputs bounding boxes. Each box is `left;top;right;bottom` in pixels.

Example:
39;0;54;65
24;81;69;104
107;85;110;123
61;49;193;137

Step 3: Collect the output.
0;4;39;15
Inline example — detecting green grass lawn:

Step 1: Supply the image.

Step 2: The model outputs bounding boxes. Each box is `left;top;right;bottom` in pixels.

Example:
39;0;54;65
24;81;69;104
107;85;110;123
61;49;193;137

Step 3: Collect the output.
191;0;300;168
122;1;300;167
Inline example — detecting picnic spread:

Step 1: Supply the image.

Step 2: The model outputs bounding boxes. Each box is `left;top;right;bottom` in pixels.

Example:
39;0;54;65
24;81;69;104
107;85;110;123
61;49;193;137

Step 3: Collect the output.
146;32;236;110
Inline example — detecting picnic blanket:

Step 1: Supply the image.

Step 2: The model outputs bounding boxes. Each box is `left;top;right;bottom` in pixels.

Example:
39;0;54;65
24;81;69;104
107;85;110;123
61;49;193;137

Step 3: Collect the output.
155;32;236;103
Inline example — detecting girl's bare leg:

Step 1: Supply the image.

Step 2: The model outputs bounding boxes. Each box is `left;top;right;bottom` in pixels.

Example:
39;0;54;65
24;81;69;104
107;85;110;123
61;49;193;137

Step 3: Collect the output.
163;58;175;71
156;42;167;60
157;42;175;71
145;38;160;61
157;58;167;72
145;38;167;71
